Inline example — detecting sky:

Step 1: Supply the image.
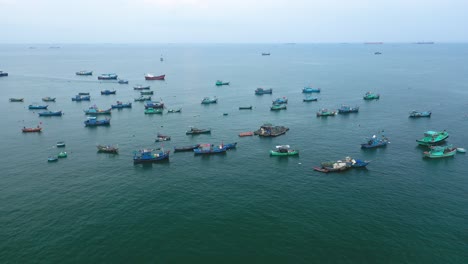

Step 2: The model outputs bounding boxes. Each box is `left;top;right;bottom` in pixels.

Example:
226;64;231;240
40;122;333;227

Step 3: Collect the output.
1;0;467;43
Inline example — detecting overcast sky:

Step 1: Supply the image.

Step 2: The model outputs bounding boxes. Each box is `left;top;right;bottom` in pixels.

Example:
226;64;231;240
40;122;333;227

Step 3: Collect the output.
1;0;467;43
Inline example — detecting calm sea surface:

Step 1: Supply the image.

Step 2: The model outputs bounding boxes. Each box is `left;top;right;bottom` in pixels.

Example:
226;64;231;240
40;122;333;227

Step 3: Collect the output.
0;44;467;263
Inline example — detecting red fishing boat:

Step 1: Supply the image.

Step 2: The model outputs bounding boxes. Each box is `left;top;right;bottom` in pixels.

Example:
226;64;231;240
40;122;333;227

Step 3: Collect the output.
145;74;165;80
239;131;254;137
22;126;42;133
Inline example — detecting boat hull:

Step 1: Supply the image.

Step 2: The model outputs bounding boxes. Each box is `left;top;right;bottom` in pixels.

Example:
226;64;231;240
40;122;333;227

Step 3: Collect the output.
270;150;299;156
174;144;200;152
423;149;457;158
145;74;165;80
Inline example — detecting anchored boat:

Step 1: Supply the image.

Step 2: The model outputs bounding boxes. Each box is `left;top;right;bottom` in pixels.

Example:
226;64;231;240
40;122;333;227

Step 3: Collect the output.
416;130;449;146
270;145;299;156
423;145;457;158
133;149;170;163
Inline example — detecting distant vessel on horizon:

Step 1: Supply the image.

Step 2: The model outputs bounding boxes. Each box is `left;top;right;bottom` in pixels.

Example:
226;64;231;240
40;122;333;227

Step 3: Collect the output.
415;41;435;44
364;42;384;44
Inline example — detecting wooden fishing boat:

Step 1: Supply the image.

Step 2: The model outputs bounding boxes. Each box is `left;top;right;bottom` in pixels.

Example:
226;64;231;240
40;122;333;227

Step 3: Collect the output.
22;126;42;133
72;95;90;101
201;97;218;104
302;87;321;93
145;74;165;80
28;104;48;110
338;105;359;113
98;73;118;80
239;106;253;110
118;79;128;84
134;85;151;90
416;130;449;146
84;106;112;115
316;109;337;117
144;108;163;114
255;88;273;95
270;145;299;156
363;92;380;100
76;70;93;76
271;104;287;111
111;101;132;109
186;127;211;135
361;132;389;148
42;97;56;102
97;144;119;154
140;90;154;95
134;96;151;102
239;131;254;137
303;96;318;102
84;117;110;127
133;149;170;163
194;143;227;155
174;144;200;152
38;110;63;116
155;133;171;142
254;124;289;137
215;80;230;86
100;90;116;95
409;110;431;118
9;98;24;102
423;145;457;158
167;108;182;113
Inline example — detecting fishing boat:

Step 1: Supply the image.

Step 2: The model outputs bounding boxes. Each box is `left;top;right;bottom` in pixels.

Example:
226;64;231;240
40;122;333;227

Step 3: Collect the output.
186;127;211;135
144;101;164;109
423;145;457;158
22;126;42;133
48;156;58;162
145;74;165;80
416;130;449;146
302;87;321;93
28;104;48;110
118;79;128;84
272;97;288;105
193;143;227;155
97;144;119;154
144;108;163;114
261;52;270;56
140;90;154;95
224;142;237;150
134;85;151;90
133;149;170;163
314;160;351;173
255;88;273;95
239;131;254;137
316;109;337;117
84;105;112;115
98;73;118;80
76;70;93;76
72;95;91;101
84;117;110;127
361;132;389;148
79;92;90;95
42;97;56;102
374;52;382;55
111;101;132;109
271;104;287;111
303;96;318;102
9;98;24;102
134;96;151;102
270;145;299;156
174;144;200;152
201;97;218;104
363;92;380;100
0;70;8;77
38;110;63;116
409;110;431;118
254;123;289;137
101;90;116;95
56;142;66;148
239;106;253;110
58;152;67;158
167;108;182;113
215;80;230;86
338;105;359;113
155;133;171;142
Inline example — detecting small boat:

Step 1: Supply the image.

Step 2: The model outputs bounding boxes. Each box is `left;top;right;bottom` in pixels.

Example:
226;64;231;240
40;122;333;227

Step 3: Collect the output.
28;104;48;110
255;88;273;95
363;92;380;100
361;132;389;148
456;148;466;153
201;97;218;104
239;131;254;137
140;90;154;95
239;106;252;110
349;159;370;168
58;152;67;158
118;79;129;84
48;156;58;162
261;52;270;56
270;145;299;156
111;101;132;109
84;117;110;127
270;104;287;111
314;160;351;173
133;149;170;163
254;124;289;137
303;96;318;102
186;127;211;135
97;144;119;154
144;108;163;114
155;133;171;142
423;145;457;158
134;85;151;90
76;70;93;76
416;130;449;146
167;108;182;113
38;110;63;116
303;87;321;93
0;70;8;77
145;74;165;80
223;142;237;150
272;97;288;105
134;96;151;102
316;109;337;117
144;101;164;109
101;90;116;95
56;142;66;148
84;105;112;115
374;52;382;55
194;143;227;155
174;144;200;152
42;97;56;102
9;98;24;102
98;73;118;80
409;110;431;118
215;80;230;86
22;126;42;133
338;105;359;113
223;113;228;116
72;95;91;101
78;92;90;95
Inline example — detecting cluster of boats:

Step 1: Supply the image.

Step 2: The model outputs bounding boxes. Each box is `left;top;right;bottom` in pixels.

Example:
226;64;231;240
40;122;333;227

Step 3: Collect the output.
75;71;166;82
314;157;370;173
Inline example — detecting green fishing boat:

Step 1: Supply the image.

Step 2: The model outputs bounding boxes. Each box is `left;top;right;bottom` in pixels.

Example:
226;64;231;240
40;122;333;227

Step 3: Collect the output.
58;152;67;158
423;145;457;158
363;92;380;100
144;108;163;114
416;130;449;146
270;145;299;156
270;104;287;111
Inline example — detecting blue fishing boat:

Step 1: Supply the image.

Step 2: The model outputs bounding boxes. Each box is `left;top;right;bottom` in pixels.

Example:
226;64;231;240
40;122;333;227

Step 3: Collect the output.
101;90;116;95
118;79;128;84
194;143;227;155
303;87;321;93
72;95;90;101
111;101;132;109
272;97;288;105
255;88;273;95
186;127;211;135
84;105;112;115
338;105;359;113
361;132;389;148
38;110;63;116
409;110;431;118
76;70;93;76
28;104;48;110
98;73;118;80
344;157;371;168
144;101;164;109
133;149;170;164
223;142;237;150
201;97;218;104
84;117;110;127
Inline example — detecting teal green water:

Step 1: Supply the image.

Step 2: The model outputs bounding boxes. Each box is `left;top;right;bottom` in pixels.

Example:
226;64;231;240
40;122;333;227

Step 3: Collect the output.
0;44;467;263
